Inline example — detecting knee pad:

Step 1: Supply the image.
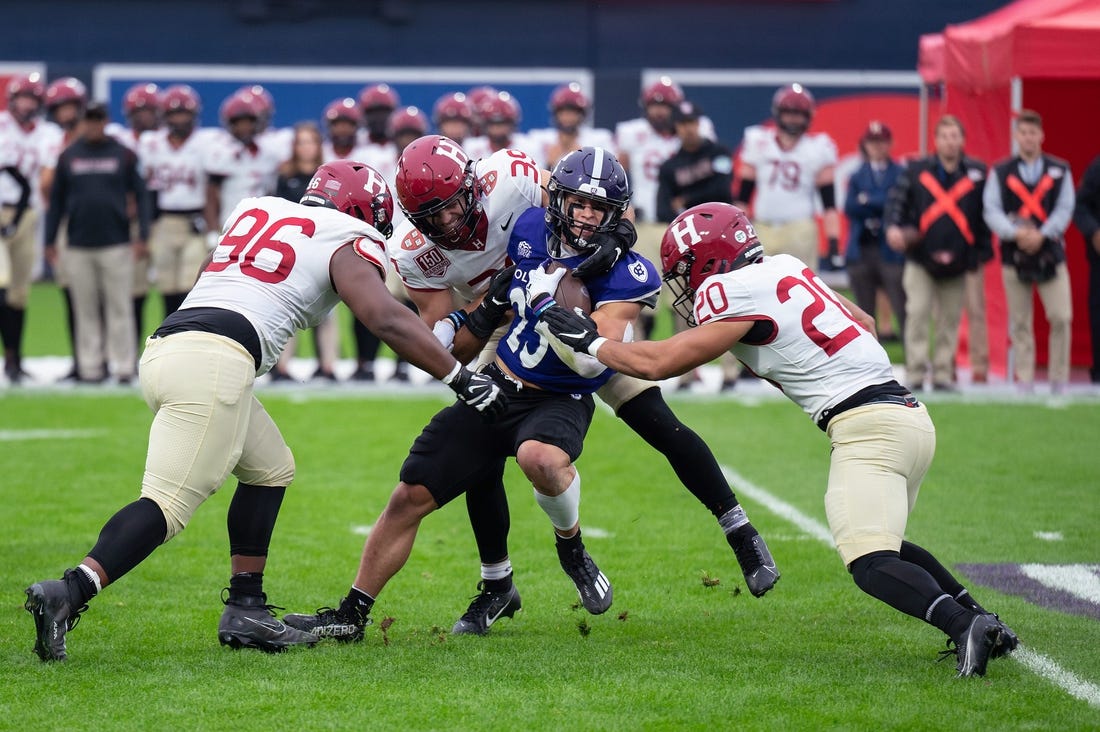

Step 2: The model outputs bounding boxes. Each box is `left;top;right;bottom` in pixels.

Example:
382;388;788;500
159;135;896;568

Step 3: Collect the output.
234;446;295;488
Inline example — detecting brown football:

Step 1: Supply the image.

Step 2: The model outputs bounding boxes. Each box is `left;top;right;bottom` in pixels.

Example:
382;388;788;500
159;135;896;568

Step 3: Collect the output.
546;261;592;314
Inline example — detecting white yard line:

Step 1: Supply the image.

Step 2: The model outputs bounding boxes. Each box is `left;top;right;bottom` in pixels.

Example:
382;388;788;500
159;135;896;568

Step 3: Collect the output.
719;464;1100;709
0;429;103;441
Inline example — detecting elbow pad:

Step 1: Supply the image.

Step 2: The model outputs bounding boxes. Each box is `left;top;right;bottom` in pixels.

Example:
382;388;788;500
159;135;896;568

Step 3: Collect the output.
818;183;837;210
736;178;756;204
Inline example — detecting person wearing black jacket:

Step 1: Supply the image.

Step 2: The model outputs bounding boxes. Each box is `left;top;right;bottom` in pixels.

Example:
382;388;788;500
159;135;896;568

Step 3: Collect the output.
885;115;992;391
656;100;741;390
44;102;150;384
1073;152;1100;384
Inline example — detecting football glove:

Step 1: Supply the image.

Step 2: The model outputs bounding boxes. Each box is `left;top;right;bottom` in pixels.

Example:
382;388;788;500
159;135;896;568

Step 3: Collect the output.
572;219;637;280
539;304;606;357
443;364;507;419
466;264;517;339
525;260;567;316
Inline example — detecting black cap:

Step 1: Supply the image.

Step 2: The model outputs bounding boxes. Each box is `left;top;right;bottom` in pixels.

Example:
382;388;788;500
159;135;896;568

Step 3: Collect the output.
673;100;702;123
84;101;109;120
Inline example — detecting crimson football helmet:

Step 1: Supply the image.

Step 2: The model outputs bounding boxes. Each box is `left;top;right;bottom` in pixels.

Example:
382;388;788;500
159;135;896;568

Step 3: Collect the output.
432;92;473;126
220;90;264;126
546;147;631;256
45;77;87;110
640;76;684;108
549;82;589;114
358;83;399;112
161;84;201;115
395;134;485;250
7;72;45;103
300;160;394;237
388;105;429;139
123;83;160;115
771;83;814;136
660;203;764;325
480;92;521;126
323;97;360;125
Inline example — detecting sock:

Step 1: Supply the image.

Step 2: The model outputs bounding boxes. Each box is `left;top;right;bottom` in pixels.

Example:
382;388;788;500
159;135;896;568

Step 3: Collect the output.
534;471;580;533
481;562;513;592
466;473;510;565
954;589;988;614
65;565;99;606
717;506;749;535
228;571;264;603
849;551;975;639
86;498;169;583
227;483;286;557
345;586;375;620
900;541;966;598
616;387;740;517
61;289;78;365
555;528;584;564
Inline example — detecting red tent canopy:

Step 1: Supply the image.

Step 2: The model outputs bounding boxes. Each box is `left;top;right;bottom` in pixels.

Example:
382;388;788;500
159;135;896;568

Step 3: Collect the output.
918;0;1100;374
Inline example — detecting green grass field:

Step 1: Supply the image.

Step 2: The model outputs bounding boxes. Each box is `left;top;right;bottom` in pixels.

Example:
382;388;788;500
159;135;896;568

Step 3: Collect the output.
2;387;1098;730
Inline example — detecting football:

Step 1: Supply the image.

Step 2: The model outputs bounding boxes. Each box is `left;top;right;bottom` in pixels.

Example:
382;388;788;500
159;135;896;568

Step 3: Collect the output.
546;261;592;314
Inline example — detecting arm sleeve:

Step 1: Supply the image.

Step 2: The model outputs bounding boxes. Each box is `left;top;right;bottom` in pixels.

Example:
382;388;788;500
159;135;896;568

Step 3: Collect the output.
982;170;1017;240
1041;172;1075;240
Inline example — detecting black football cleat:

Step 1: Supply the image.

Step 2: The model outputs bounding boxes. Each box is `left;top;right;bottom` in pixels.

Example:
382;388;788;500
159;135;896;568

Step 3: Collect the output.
452;581;522;635
728;525;780;598
558;544;613;615
24;570;88;662
987;614;1019;659
952;613;1008;678
217;591;319;653
283;600;370;643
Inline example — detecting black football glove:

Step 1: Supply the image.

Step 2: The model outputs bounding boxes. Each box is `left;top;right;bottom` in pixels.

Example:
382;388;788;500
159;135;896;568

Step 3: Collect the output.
572;219;637;280
466;264;517;339
540;304;603;355
444;365;507;419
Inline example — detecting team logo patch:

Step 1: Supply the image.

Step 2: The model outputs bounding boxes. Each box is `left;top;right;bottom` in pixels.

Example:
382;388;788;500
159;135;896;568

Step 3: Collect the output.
479;170;498;195
401;229;428;251
628;260;649;283
414;248;451;279
517;240;532;259
734;230;748;243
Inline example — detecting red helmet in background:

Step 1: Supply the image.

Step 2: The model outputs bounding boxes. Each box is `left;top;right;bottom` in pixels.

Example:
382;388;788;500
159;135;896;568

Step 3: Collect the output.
123;83;160;115
323;97;360;125
161;84;201;115
466;85;499;115
220;89;264;126
432;92;473;126
480;91;521;125
388;105;429;139
358;83;399;112
45;77;88;110
7;72;45;103
640;76;684;108
771;83;814;135
549;82;589;115
300;160;395;237
659;203;764;325
395;134;485;249
236;84;274;130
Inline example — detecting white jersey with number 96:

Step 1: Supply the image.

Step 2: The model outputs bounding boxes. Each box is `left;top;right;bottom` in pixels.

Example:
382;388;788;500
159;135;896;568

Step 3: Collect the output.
181;195;388;374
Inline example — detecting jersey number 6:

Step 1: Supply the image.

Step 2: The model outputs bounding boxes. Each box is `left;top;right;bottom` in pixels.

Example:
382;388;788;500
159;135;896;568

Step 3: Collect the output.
206;208;312;284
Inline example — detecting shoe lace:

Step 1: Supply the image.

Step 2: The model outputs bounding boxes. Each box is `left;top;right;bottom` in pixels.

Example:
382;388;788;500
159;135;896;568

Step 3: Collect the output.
219;587;283;618
564;549;600;585
731;530;764;571
458;582;499;622
67;603;90;631
936;638;959;663
315;604;372;628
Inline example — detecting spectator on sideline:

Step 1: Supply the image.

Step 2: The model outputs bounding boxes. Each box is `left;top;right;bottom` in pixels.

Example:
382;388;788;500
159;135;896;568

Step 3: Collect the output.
270;121;339;383
885;115;991;392
844;121;906;343
43;101;150;384
656;100;740;391
1073;153;1100;385
983;109;1074;394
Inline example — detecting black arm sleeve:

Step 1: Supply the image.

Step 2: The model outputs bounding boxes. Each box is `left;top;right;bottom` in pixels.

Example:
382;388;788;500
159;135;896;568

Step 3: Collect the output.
735;177;755;206
817;182;836;210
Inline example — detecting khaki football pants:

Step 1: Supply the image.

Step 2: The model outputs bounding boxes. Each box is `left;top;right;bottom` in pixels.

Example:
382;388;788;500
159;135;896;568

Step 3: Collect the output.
0;207;38;306
755;218;819;269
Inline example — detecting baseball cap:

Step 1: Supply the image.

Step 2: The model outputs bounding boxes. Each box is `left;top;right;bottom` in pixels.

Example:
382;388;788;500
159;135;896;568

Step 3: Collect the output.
861;120;892;142
673;100;702;123
84;101;108;120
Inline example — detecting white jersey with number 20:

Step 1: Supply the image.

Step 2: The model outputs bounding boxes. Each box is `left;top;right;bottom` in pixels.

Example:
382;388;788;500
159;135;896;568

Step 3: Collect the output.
181;196;388;374
693;253;893;425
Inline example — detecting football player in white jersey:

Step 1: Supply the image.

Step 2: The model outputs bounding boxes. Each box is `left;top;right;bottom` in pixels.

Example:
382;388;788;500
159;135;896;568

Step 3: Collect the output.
284;137;776;640
432;91;474;147
736;84;841;271
206;89;288;236
22;160;507;662
107;83;161;349
539;202;1019;679
0;73;62;383
527;82;616;170
138;85;223;316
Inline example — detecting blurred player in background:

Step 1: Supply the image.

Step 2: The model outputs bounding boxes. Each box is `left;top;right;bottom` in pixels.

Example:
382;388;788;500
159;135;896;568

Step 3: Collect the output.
23;159;506;661
528;82;615;169
465;91;534;161
538;202;1018;679
735;83;840;272
432;91;474;147
357;82;399;149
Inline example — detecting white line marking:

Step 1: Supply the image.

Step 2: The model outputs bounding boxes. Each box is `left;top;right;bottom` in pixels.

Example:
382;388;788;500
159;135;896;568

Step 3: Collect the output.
1033;531;1064;542
1020;564;1100;605
582;526;613;539
0;429;103;441
717;464;1100;708
351;525;372;536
